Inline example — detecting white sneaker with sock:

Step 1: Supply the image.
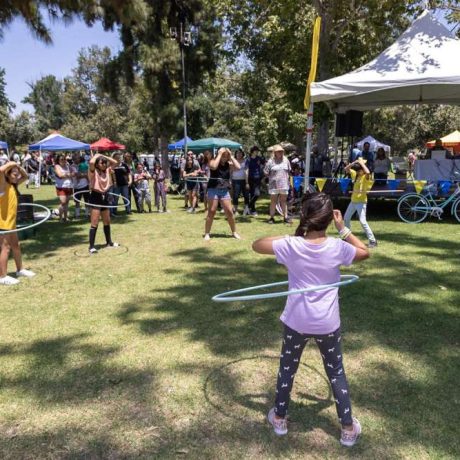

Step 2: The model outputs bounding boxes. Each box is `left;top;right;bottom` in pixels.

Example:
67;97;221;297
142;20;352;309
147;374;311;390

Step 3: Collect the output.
16;269;36;278
0;275;20;285
267;408;288;436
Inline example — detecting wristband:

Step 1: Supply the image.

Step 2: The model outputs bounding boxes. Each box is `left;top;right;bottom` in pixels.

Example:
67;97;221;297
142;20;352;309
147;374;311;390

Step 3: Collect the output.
339;227;352;240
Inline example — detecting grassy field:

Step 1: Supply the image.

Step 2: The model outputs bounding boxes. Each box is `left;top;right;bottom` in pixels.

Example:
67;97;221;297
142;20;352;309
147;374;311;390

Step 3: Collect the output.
0;185;459;459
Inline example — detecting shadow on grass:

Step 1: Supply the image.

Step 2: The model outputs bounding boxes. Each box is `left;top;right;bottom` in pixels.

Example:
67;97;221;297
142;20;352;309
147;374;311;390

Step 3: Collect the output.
115;228;459;457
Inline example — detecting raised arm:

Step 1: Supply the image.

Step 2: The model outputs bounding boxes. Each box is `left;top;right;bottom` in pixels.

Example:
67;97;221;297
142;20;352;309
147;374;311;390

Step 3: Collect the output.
357;157;370;176
229;153;241;170
209;150;223;170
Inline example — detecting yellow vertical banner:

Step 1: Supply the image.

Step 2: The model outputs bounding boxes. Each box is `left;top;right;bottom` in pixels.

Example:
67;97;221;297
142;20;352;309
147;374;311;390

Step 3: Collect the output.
414;180;426;194
303;17;321;110
316;177;327;192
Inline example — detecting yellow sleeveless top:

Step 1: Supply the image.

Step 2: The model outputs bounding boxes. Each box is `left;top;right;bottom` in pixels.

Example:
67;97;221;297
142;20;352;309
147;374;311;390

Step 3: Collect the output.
0;183;18;230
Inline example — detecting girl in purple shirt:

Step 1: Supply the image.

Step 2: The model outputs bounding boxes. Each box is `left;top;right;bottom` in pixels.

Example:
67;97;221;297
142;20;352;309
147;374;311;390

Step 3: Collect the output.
253;192;369;447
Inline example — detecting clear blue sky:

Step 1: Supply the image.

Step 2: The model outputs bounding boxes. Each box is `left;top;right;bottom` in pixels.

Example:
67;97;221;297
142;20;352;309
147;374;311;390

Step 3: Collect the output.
0;16;121;114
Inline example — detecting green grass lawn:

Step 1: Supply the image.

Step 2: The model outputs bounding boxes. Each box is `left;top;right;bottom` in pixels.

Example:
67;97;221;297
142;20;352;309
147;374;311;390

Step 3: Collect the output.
0;185;459;459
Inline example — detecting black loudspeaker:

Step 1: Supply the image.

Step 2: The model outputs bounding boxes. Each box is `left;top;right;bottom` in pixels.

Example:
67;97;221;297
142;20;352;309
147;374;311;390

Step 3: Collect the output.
347;110;363;137
335;111;363;137
335;113;348;137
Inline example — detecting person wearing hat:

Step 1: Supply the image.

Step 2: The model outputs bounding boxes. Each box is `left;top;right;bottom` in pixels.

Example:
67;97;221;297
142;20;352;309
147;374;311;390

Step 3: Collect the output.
264;145;292;224
246;146;264;216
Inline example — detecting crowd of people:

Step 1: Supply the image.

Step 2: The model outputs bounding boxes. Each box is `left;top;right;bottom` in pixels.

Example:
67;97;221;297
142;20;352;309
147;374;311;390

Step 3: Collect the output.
0;141;389;247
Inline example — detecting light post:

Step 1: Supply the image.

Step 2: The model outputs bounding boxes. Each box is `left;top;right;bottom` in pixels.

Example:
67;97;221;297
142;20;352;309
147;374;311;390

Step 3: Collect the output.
170;19;191;153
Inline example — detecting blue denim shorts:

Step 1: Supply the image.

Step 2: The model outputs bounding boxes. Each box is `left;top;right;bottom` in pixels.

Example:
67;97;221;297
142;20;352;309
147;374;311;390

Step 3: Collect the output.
207;188;231;200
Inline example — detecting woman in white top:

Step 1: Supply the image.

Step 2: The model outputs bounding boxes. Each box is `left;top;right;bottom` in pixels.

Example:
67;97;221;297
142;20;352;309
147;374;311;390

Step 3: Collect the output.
264;145;291;224
54;154;75;222
231;149;250;215
373;148;391;185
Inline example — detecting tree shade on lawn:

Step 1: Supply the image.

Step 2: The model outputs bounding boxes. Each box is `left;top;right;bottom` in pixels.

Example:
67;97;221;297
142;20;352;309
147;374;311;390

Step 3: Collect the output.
187;137;242;151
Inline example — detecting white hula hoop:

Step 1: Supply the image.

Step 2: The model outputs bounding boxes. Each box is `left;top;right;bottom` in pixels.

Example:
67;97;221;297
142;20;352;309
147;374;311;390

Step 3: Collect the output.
183;176;209;183
212;275;359;302
73;191;131;209
0;203;51;236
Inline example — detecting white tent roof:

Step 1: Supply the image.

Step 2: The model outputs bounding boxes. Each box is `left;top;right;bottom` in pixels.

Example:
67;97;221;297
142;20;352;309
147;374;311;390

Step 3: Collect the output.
356;135;391;152
311;11;460;111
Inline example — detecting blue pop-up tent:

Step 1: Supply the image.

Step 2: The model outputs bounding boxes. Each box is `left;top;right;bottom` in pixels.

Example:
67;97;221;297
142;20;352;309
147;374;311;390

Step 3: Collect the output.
168;136;193;150
29;133;90;151
0;140;8;150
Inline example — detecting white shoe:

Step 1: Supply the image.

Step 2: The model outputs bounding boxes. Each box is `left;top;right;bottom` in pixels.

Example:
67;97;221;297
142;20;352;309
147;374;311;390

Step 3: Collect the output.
106;242;120;248
0;275;20;285
203;233;211;241
232;232;241;240
16;269;36;278
340;417;361;447
267;408;288;436
187;207;195;213
250;211;258;217
243;206;250;216
89;247;98;254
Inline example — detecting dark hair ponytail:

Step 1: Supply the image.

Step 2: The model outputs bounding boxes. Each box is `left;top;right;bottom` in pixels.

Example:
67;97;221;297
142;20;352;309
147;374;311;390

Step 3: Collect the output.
295;192;333;236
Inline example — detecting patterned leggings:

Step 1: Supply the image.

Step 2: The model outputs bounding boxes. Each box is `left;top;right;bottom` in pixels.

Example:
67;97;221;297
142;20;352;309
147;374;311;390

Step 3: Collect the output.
274;325;353;426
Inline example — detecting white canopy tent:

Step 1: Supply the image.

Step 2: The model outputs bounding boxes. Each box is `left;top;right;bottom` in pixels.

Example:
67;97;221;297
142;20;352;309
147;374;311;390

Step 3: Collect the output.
356;135;391;153
310;10;460;111
302;10;460;185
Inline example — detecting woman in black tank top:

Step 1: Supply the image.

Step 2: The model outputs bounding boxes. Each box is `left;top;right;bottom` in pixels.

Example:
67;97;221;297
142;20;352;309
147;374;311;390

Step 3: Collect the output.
204;148;241;241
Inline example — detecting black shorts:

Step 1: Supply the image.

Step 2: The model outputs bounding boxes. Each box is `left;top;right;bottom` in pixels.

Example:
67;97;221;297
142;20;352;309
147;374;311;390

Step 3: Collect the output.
89;190;110;210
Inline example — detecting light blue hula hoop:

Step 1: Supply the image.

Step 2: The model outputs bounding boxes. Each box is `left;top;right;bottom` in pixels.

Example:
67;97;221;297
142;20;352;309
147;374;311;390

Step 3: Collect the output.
212;275;359;302
73;190;130;209
183;176;209;183
0;203;51;235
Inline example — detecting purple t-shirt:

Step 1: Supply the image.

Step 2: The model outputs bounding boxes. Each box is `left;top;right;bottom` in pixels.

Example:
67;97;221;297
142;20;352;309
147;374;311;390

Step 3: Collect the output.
273;236;356;335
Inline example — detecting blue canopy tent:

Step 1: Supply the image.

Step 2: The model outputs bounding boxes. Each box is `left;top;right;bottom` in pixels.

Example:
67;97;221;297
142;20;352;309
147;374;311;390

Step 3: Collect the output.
0;140;8;150
168;136;193;150
29;133;90;151
28;133;90;188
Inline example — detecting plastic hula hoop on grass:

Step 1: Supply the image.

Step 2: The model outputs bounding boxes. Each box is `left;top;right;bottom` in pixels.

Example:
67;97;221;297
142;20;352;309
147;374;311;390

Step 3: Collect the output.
73;191;130;209
0;203;51;235
212;275;359;302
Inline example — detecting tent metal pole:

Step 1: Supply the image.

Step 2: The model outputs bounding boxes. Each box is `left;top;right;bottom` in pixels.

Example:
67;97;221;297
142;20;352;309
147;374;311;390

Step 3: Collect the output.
332;114;338;170
304;103;314;192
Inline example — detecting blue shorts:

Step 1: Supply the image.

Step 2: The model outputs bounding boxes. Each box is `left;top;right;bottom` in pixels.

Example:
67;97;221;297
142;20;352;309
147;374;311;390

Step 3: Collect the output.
207;188;231;201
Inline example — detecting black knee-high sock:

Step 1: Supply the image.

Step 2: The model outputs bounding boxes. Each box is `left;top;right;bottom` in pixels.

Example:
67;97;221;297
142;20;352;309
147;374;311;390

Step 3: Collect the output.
103;225;113;245
89;226;98;249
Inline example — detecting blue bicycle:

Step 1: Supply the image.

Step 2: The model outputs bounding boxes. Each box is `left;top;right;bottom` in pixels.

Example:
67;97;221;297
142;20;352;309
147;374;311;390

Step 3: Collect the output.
397;182;460;223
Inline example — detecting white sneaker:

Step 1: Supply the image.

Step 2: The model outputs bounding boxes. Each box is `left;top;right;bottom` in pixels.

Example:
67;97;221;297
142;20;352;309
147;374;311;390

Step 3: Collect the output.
250;211;258;217
106;242;120;248
89;247;98;254
340;417;361;447
232;232;241;240
0;275;20;285
187;207;194;213
203;233;211;241
267;407;288;436
16;269;36;278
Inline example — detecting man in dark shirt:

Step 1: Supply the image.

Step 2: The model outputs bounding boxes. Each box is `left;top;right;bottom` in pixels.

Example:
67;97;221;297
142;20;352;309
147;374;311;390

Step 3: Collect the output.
112;153;132;215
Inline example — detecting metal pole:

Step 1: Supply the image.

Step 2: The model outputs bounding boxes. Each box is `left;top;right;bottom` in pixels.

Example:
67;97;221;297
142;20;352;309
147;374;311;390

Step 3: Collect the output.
304;103;314;192
180;21;188;154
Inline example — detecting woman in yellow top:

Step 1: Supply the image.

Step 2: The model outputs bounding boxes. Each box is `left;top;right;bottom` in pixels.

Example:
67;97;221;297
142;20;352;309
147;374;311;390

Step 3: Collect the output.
0;161;35;285
343;157;377;248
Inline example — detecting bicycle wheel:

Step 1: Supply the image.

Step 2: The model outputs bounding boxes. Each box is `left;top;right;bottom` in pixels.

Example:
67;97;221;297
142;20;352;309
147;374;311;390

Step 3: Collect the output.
397;194;430;223
451;198;460;223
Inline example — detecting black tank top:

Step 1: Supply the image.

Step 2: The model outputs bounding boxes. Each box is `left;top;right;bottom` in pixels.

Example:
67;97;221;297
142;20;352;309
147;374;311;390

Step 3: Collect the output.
208;162;230;189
